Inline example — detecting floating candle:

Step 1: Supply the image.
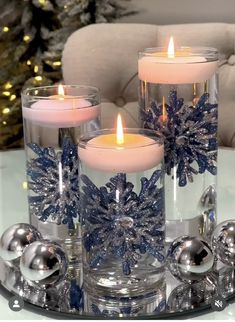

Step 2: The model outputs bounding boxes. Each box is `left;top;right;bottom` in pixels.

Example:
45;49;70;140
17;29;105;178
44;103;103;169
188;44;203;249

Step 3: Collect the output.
78;114;164;173
22;85;100;128
138;37;218;84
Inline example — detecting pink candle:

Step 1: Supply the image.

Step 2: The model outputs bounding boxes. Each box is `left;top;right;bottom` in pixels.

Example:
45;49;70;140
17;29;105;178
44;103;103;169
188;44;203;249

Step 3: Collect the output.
138;37;218;84
79;115;164;173
22;85;100;128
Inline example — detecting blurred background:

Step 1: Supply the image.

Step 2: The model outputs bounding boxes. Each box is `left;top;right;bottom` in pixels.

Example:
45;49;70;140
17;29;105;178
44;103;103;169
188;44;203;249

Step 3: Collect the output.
119;0;235;24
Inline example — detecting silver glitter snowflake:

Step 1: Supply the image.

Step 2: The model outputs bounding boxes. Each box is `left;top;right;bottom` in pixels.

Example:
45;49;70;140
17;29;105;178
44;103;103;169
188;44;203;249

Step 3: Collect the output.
80;170;165;275
27;137;79;230
141;90;217;187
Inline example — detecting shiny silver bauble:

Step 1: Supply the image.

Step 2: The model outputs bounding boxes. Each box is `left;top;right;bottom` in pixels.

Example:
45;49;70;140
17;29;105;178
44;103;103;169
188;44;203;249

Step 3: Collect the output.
198;185;217;241
20;240;68;287
167;236;214;283
0;223;42;261
212;220;235;266
167;281;211;311
199;185;216;210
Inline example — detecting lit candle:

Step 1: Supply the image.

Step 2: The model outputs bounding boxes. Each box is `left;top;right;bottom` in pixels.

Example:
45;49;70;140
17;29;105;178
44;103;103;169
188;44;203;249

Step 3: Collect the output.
22;85;100;127
78;114;164;173
138;37;218;84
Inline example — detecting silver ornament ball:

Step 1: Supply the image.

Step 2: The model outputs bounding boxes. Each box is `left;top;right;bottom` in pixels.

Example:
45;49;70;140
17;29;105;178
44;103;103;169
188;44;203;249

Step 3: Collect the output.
167;236;214;283
212;220;235;266
0;223;42;261
20;240;68;287
198;185;217;241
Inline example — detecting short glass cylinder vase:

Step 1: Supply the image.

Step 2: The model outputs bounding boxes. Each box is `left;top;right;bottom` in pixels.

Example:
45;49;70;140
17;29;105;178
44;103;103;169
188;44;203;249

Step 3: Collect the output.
21;85;101;261
138;47;218;243
78;128;165;297
84;286;166;317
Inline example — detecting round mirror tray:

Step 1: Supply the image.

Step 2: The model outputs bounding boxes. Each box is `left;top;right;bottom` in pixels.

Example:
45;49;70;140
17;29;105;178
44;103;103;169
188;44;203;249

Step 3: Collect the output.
0;260;234;320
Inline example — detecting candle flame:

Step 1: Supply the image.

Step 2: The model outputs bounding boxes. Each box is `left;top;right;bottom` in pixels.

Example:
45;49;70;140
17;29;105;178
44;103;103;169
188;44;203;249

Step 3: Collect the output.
58;84;65;99
168;36;175;58
116;113;124;145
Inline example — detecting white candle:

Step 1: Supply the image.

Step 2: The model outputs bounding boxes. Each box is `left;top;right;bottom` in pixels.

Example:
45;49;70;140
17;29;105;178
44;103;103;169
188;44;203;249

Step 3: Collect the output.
22;85;100;128
138;38;218;84
79;114;164;173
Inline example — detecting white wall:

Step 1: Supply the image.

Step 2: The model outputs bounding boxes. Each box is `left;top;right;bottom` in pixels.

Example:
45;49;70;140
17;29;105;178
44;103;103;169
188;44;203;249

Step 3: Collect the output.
119;0;235;24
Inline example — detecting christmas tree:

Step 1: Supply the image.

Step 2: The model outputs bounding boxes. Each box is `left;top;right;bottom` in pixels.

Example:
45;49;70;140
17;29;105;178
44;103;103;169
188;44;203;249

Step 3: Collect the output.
0;0;135;149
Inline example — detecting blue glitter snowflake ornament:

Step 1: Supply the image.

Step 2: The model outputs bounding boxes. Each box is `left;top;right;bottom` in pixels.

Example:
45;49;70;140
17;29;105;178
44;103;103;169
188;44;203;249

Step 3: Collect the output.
70;279;84;310
141;90;217;187
27;137;79;230
80;170;165;275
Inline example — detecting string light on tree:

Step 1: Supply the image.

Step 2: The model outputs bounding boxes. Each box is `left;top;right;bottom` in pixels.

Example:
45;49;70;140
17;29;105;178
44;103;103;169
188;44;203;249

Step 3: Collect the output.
0;0;135;149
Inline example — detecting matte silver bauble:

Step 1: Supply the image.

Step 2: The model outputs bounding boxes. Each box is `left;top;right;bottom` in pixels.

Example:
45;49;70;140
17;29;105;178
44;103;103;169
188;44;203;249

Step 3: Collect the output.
167;236;214;283
0;223;42;261
212;220;235;266
20;240;68;287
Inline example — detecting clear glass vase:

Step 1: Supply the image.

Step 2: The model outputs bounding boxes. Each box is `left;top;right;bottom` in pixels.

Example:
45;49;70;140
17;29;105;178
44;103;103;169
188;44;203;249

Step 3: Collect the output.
78;128;165;297
138;47;218;243
21;85;101;262
84;286;166;317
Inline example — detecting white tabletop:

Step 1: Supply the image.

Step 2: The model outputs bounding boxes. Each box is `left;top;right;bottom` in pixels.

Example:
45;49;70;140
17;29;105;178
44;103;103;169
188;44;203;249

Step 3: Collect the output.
0;148;235;320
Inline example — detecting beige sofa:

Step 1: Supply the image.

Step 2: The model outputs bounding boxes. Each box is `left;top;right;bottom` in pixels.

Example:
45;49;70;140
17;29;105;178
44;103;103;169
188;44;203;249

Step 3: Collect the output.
62;23;235;147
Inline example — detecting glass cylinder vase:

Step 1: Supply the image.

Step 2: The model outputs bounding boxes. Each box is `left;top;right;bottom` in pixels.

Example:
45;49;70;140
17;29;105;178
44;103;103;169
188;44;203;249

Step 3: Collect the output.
21;85;101;261
138;47;218;243
78;128;165;297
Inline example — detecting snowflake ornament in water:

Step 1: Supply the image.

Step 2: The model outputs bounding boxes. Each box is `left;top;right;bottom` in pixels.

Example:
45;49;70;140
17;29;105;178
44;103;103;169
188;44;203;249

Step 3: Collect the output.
27;137;79;230
141;90;217;187
81;170;165;275
70;279;84;310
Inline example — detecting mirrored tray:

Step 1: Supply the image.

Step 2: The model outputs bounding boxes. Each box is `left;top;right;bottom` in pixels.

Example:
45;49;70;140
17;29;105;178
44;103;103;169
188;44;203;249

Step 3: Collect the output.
1;259;235;319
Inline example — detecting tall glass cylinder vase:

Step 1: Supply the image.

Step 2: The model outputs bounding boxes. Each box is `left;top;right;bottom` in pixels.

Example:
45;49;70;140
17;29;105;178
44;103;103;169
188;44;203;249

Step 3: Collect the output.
78;128;165;297
138;47;218;243
21;85;101;262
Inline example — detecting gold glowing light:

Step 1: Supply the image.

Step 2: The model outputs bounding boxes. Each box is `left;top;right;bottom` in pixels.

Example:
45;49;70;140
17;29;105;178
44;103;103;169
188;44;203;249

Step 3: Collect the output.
161;96;167;124
2;108;10;114
35;76;42;81
3;26;9;32
2;91;10;96
116;114;124;145
2;121;7;125
10;94;16;101
22;181;28;189
23;35;30;42
39;0;46;5
58;84;65;96
58;84;66;100
4;82;12;90
167;36;175;58
53;61;62;66
34;65;39;73
27;60;31;66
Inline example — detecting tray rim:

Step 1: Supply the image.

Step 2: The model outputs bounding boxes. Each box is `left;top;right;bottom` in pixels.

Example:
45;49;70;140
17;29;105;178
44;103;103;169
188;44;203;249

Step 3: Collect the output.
1;281;235;320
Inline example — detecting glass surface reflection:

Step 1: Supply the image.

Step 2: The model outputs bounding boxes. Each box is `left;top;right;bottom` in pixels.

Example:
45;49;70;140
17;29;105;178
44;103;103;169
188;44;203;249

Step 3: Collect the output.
1;259;235;318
